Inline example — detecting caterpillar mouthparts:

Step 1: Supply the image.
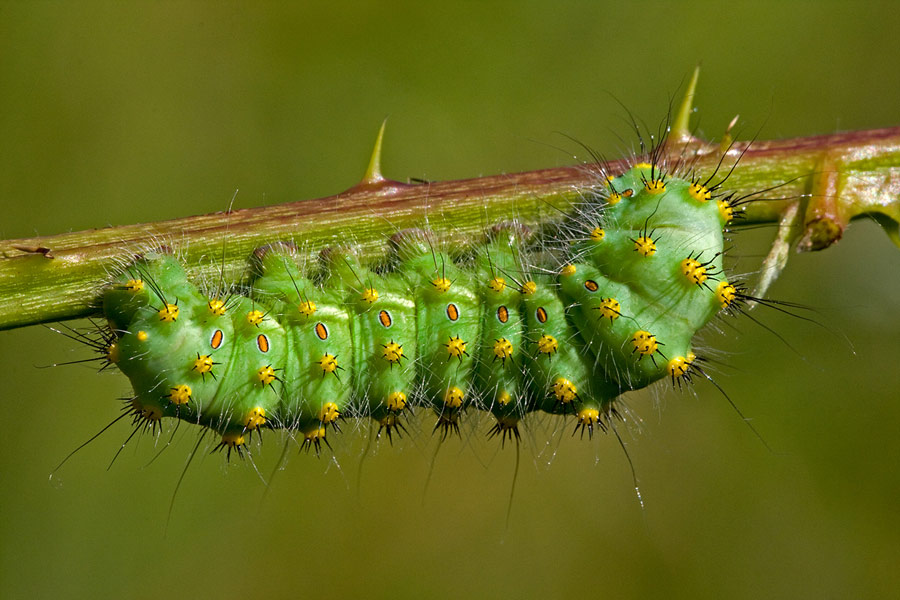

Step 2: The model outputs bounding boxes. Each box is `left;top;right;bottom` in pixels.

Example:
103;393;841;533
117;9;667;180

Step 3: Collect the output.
99;162;738;457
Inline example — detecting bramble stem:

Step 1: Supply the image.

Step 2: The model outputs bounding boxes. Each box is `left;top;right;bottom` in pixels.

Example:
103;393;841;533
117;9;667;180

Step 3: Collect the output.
1;127;899;331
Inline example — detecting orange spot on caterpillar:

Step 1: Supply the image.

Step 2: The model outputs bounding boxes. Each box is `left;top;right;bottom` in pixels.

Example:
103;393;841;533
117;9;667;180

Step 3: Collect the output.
315;322;329;340
583;279;599;292
378;310;392;328
535;307;548;323
210;329;224;349
446;303;459;321
256;334;269;353
497;305;509;323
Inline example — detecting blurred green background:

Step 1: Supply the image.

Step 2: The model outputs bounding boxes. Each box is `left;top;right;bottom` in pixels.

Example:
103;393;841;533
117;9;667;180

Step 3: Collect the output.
2;2;899;598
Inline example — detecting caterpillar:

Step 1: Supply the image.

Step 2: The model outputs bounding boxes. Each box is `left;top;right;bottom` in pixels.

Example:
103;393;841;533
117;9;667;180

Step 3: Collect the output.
96;158;741;459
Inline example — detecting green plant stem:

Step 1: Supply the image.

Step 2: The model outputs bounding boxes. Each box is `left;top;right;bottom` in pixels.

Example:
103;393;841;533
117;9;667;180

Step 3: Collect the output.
1;127;899;331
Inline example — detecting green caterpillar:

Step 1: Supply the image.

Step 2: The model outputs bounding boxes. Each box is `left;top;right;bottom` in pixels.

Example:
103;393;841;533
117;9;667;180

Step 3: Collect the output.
101;162;737;456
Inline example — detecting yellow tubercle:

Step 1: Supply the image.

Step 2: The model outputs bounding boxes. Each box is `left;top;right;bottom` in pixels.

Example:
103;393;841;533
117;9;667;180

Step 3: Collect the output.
493;338;514;361
361;287;379;304
246;310;265;326
644;179;666;195
444;386;464;408
444;336;467;360
521;281;537;295
431;277;452;293
688;182;712;202
552;378;577;403
497;390;512;406
597;297;621;322
298;300;317;317
387;391;407;412
667;357;691;380
192;354;214;375
244;407;267;430
381;341;404;365
607;192;622;205
318;354;339;375
158;303;179;322
318;402;340;424
106;342;120;364
717;198;734;223
488;277;506;293
207;299;226;316
680;258;708;285
716;281;737;308
590;227;606;241
634;162;652;169
136;330;148;342
256;365;277;386
537;334;558;357
124;279;144;293
633;236;657;257
560;264;576;277
168;384;192;405
222;432;245;448
577;408;601;427
304;427;327;442
631;330;659;357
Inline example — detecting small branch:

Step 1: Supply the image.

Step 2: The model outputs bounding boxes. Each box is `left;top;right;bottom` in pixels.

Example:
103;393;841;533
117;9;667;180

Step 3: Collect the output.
2;127;899;331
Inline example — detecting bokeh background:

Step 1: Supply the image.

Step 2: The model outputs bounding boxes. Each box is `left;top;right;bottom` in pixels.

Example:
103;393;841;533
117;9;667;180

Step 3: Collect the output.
2;2;899;599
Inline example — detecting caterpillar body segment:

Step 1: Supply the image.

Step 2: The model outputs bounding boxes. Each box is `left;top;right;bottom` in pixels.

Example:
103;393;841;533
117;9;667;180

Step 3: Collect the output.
102;165;732;454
